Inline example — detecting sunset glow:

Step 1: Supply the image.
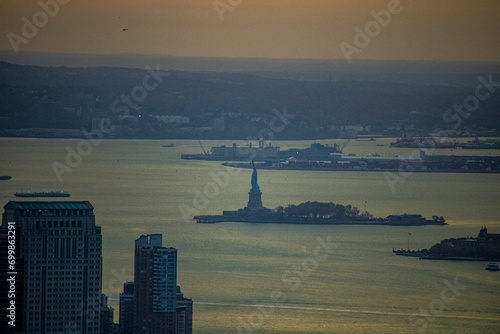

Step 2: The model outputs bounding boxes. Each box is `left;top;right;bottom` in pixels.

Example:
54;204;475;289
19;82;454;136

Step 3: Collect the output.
1;0;498;61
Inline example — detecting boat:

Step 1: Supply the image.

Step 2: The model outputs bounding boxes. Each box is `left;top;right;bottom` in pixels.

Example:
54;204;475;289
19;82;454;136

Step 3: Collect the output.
485;263;499;271
14;191;71;198
0;175;12;180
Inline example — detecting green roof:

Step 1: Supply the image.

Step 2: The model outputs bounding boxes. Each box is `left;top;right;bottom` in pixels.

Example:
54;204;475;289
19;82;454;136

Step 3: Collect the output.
4;201;94;210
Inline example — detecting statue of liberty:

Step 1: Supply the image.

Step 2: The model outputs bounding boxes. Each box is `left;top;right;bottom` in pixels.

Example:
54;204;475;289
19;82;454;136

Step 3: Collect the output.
251;161;260;190
247;160;263;209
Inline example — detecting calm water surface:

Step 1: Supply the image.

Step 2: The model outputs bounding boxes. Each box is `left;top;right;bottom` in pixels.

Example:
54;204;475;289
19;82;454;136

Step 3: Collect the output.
1;138;499;333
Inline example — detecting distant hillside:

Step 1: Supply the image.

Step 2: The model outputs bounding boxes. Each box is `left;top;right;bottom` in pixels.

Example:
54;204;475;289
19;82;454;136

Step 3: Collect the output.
0;60;499;139
1;51;499;85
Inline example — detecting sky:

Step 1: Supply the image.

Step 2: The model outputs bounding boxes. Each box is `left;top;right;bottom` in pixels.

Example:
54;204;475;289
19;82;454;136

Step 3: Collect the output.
0;0;499;62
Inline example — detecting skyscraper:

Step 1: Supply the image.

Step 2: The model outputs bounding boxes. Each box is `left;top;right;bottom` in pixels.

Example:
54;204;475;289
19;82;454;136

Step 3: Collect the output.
134;234;177;334
128;234;192;334
1;201;102;333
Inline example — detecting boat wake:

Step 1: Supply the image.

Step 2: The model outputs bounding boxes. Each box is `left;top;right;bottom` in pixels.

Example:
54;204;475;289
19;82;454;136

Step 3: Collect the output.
196;302;500;322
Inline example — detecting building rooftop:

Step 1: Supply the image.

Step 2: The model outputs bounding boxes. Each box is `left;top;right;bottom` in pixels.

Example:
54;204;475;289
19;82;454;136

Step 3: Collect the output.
4;201;94;210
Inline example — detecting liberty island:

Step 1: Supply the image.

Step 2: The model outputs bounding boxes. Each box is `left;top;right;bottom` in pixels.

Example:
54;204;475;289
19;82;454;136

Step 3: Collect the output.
194;162;447;226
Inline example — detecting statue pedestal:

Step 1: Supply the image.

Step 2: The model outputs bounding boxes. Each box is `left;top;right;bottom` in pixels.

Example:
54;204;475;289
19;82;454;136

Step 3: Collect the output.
247;188;263;210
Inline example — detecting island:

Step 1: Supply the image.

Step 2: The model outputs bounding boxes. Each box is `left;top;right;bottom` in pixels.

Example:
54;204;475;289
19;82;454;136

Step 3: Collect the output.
194;162;447;226
394;227;500;261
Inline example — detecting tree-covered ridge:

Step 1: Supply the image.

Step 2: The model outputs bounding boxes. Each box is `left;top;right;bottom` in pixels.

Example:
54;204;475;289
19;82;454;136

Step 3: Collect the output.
265;201;374;220
2;61;499;139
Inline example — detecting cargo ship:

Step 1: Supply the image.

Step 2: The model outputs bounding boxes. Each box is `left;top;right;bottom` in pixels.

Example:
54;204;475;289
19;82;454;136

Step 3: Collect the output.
14;191;71;198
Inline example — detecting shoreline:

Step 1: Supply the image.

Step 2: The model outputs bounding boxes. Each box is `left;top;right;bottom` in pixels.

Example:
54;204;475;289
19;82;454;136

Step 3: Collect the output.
395;251;500;262
194;216;448;226
222;163;500;174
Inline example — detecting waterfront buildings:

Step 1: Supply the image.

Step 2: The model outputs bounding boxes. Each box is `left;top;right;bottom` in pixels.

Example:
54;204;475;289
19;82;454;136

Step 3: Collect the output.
211;142;280;160
1;201;103;333
182;141;280;161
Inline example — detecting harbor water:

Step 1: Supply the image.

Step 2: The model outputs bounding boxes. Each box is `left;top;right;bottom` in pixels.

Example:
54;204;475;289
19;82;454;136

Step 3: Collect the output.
1;138;499;333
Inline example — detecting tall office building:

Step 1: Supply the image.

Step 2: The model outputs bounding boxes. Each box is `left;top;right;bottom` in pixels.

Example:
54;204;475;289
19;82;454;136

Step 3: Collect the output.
1;201;102;334
130;234;192;334
134;234;177;334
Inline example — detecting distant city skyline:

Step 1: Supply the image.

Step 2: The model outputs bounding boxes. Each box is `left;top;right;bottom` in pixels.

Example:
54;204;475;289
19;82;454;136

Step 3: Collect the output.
0;0;499;62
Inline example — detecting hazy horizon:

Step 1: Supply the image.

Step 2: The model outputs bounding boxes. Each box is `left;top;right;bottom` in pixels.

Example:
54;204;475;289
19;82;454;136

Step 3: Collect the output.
1;51;499;77
1;0;499;63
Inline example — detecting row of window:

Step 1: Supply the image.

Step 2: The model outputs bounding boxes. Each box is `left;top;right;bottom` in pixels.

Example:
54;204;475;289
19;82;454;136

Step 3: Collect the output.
47;288;83;292
27;263;99;271
47;294;84;298
21;209;92;216
28;259;101;265
44;294;101;302
29;281;98;288
36;220;83;228
26;327;100;333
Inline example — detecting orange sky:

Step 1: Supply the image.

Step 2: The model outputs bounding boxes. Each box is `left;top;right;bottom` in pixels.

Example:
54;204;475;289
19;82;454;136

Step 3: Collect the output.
0;0;499;61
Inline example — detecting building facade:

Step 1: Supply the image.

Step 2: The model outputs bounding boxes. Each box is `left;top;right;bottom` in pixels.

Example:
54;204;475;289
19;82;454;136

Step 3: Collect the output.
121;234;192;334
1;201;102;334
175;286;193;334
100;294;118;334
134;234;178;334
211;142;280;161
119;282;135;334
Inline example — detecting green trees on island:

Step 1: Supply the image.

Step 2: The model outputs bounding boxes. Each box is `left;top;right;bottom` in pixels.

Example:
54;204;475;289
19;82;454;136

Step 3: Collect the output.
268;201;373;221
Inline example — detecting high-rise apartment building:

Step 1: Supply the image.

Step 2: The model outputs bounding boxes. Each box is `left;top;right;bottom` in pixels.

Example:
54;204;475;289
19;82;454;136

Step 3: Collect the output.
1;201;102;334
126;234;192;334
134;234;177;334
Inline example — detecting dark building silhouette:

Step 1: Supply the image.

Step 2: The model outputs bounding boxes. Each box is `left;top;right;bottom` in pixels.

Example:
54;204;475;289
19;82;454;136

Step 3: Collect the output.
119;282;135;334
134;234;177;334
478;226;500;246
1;201;102;333
120;234;192;334
175;286;193;334
101;294;118;334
